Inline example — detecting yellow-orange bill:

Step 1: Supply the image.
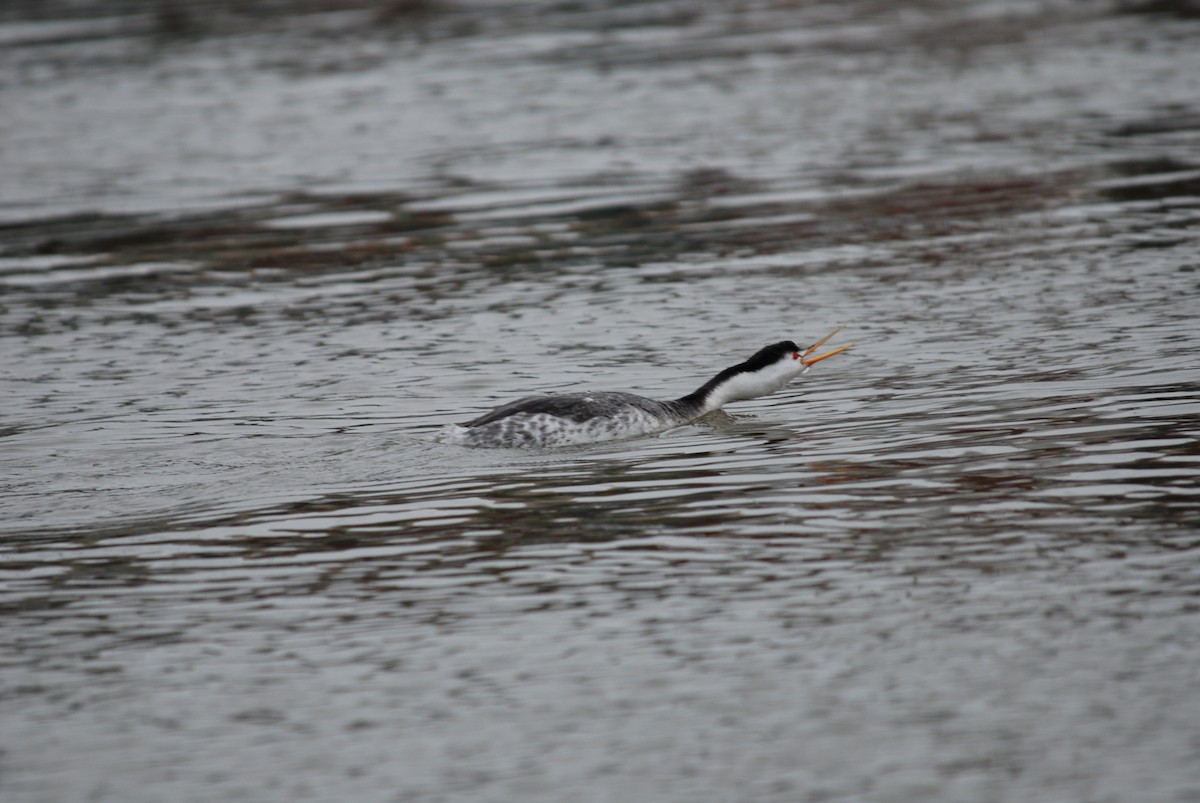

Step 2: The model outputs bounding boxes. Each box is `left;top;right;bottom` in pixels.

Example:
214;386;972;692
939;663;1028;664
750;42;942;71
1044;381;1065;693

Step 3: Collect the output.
802;324;847;357
801;343;854;366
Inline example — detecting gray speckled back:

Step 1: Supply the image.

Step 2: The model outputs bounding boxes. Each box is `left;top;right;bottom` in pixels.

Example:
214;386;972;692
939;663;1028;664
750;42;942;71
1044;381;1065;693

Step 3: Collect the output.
462;391;681;427
447;392;688;448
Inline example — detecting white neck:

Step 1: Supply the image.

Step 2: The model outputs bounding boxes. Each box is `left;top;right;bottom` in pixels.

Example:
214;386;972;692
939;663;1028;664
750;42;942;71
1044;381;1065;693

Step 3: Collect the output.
688;360;808;417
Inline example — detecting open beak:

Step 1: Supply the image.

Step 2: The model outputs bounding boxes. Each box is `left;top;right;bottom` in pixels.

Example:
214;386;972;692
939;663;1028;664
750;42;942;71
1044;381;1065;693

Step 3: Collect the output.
801;325;854;366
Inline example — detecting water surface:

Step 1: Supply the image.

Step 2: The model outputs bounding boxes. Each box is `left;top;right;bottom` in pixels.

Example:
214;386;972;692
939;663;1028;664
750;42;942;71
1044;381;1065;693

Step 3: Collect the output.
2;2;1199;801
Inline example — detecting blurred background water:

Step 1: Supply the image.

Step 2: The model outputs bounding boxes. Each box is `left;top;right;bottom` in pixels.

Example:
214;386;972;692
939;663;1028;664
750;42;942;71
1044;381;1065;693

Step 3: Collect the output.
1;1;1199;801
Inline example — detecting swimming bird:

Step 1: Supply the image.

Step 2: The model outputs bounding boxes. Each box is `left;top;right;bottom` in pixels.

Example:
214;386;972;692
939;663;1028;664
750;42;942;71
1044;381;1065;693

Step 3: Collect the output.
438;326;853;448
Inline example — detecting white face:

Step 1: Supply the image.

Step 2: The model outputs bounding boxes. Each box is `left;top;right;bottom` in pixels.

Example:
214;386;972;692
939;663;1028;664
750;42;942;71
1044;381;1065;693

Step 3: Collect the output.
775;350;810;384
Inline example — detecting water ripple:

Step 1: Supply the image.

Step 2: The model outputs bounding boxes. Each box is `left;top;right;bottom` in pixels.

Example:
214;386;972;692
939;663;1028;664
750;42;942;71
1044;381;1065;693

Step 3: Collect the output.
3;3;1200;801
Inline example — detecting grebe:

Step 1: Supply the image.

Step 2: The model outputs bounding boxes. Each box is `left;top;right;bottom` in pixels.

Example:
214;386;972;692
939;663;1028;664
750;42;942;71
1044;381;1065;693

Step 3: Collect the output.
438;327;853;448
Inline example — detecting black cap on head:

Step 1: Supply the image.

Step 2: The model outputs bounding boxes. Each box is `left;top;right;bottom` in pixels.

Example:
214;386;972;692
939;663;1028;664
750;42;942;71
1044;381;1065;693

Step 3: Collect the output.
740;341;800;373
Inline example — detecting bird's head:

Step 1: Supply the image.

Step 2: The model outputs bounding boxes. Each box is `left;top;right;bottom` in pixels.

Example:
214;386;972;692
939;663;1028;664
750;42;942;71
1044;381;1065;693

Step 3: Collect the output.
705;327;854;407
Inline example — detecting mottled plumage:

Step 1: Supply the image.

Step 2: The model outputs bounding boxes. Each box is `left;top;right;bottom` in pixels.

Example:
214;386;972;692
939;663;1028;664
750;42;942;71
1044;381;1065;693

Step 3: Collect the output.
462;391;677;428
449;391;687;448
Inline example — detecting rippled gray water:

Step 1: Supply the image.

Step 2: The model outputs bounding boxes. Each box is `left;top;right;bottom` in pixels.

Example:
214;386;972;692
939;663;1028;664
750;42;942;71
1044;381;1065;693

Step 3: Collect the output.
2;2;1200;801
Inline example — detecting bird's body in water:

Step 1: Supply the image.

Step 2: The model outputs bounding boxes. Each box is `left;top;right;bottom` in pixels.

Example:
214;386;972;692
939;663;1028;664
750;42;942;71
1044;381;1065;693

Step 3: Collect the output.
438;328;853;448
